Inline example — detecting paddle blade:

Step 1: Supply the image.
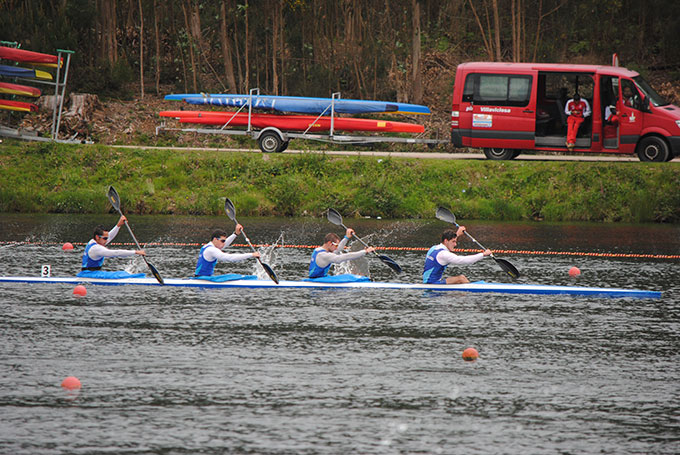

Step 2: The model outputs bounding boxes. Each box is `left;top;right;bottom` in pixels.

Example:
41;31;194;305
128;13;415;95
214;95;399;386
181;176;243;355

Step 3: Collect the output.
495;257;520;279
435;206;456;225
327;208;344;226
224;198;237;222
377;254;402;274
107;186;122;213
259;260;279;284
145;259;165;285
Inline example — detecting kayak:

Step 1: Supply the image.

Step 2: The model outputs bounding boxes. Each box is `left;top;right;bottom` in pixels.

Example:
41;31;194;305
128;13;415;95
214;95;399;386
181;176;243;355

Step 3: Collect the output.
0;99;38;112
164;93;431;116
0;64;52;80
0;81;41;97
159;110;425;133
0;46;62;66
0;276;662;298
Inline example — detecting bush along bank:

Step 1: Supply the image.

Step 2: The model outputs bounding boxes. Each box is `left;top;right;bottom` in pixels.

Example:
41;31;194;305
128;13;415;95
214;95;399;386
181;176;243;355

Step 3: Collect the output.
1;141;679;223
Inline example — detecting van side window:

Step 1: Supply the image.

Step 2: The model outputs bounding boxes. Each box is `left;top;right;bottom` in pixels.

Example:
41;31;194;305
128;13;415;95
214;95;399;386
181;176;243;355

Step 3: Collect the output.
463;73;532;107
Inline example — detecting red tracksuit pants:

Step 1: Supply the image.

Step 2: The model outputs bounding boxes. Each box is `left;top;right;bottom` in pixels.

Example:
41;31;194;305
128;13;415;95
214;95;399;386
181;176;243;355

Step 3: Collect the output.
567;116;584;144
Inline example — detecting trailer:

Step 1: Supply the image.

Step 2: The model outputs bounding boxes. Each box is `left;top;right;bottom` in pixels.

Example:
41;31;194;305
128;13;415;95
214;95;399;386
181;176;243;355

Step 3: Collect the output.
156;89;447;153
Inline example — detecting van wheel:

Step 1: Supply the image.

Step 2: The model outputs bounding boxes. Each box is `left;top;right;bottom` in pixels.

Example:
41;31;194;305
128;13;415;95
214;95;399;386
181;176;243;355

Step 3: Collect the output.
277;141;289;153
258;131;283;153
483;148;516;160
637;136;669;162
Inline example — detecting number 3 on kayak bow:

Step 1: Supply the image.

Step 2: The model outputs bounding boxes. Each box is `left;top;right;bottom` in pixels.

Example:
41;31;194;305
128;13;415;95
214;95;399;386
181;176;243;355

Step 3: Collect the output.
435;206;520;279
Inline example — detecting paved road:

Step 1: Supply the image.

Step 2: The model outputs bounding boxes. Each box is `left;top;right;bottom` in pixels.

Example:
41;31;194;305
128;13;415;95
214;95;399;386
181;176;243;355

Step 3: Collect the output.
112;145;679;162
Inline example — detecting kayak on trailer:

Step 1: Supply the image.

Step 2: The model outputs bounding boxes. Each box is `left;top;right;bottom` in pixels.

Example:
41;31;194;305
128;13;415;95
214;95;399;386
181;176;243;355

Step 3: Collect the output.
164;93;431;116
0;99;38;112
0;64;52;80
0;81;41;97
0;276;662;298
159;110;425;133
0;46;62;67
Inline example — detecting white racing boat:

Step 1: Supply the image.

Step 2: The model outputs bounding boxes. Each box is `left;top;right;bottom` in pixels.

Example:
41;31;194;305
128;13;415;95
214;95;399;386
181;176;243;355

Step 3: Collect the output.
0;276;662;298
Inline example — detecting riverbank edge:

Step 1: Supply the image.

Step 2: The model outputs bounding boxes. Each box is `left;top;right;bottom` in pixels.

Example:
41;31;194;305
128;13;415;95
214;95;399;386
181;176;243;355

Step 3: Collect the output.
1;141;678;222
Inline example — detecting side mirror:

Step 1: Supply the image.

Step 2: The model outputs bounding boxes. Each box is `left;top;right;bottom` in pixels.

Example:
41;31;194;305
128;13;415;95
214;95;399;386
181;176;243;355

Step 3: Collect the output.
642;96;651;112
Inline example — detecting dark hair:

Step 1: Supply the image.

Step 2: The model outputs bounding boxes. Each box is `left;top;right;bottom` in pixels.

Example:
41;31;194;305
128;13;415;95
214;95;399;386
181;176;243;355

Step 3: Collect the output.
441;229;458;242
211;229;228;240
93;225;106;239
573;93;581;100
324;233;341;244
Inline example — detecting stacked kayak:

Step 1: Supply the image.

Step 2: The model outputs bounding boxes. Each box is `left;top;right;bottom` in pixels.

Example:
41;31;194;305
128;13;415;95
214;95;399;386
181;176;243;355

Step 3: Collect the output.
162;92;430;134
0;45;59;114
159;110;425;133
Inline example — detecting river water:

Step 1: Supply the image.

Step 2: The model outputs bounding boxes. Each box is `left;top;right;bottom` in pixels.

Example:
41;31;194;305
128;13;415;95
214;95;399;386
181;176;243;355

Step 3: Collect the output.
1;214;679;454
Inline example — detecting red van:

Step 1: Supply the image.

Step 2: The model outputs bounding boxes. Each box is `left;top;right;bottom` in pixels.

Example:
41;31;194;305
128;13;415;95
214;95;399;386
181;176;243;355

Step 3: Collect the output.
450;62;680;162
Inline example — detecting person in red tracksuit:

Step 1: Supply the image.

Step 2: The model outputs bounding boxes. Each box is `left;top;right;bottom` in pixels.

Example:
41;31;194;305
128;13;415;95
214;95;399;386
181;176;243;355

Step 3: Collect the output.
564;93;591;150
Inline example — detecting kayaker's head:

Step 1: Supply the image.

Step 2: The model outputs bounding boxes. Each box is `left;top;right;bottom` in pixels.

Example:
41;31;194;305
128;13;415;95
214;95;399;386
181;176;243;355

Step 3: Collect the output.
211;229;229;248
93;225;109;245
441;229;459;252
323;233;341;252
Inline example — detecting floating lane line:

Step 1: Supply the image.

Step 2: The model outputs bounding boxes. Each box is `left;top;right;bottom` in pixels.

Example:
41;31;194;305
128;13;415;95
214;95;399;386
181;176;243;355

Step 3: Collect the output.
1;241;678;260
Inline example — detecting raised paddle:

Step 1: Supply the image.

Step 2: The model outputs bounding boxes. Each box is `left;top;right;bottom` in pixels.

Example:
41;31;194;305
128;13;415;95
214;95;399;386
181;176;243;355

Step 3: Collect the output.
326;208;402;274
106;186;164;284
224;198;279;284
435;206;520;279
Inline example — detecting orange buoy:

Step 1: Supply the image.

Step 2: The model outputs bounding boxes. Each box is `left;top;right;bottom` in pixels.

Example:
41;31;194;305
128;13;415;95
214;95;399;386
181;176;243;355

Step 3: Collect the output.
569;266;581;277
462;347;479;361
62;242;74;251
73;285;87;296
61;376;82;390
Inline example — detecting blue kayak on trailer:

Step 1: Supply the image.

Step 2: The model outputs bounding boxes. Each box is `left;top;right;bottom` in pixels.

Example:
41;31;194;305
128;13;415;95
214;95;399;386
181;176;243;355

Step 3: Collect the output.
0;276;662;298
164;93;431;116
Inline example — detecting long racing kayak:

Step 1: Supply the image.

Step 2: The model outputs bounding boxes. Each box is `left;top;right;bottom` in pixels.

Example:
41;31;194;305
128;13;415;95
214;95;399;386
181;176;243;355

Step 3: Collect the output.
0;46;62;67
0;99;38;112
0;276;662;298
159;110;425;133
0;64;52;80
0;81;41;97
164;93;431;116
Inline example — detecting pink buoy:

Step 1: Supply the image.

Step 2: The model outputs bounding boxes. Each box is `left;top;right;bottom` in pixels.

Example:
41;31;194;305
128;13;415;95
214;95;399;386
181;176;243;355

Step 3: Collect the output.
73;285;87;296
62;242;74;251
569;266;581;277
61;376;82;390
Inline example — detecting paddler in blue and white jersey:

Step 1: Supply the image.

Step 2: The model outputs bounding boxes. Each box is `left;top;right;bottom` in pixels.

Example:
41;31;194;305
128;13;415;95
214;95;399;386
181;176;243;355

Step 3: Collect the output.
309;228;375;278
195;225;260;277
78;215;147;278
423;227;492;284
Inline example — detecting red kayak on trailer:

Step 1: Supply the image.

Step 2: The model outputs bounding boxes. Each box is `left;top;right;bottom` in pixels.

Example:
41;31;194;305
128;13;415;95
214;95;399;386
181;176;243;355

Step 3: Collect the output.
159;110;425;133
0;99;39;112
0;82;41;97
0;46;62;67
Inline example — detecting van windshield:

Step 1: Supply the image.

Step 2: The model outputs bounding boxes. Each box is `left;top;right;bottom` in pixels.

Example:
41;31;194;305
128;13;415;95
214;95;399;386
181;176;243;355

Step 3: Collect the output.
633;76;670;107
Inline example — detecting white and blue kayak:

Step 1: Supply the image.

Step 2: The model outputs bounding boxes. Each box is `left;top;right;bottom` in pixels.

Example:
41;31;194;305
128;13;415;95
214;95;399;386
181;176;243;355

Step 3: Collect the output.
0;276;661;298
164;93;431;116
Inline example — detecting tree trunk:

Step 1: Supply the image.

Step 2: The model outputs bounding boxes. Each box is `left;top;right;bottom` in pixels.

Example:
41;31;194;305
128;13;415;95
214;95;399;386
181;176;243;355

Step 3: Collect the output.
411;0;423;104
220;1;237;92
244;0;249;90
272;1;279;95
492;0;501;61
138;0;145;99
99;0;118;64
153;0;160;94
181;0;198;92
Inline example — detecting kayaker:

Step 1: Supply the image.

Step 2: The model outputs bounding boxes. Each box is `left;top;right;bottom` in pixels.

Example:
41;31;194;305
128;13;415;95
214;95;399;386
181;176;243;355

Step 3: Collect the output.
423;227;492;284
78;215;147;278
309;228;375;278
195;225;260;277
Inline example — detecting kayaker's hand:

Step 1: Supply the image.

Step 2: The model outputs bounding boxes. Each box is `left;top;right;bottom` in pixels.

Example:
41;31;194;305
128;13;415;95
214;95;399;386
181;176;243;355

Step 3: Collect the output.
117;215;128;227
456;226;466;239
365;246;376;254
135;249;146;256
234;224;243;235
252;252;261;258
345;228;354;239
483;249;492;256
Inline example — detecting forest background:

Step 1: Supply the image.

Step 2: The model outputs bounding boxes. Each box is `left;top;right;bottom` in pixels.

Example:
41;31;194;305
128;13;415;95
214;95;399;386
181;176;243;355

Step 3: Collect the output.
3;0;680;106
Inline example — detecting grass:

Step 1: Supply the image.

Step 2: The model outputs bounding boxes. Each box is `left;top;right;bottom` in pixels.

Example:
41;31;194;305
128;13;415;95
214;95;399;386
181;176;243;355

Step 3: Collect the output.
1;141;678;222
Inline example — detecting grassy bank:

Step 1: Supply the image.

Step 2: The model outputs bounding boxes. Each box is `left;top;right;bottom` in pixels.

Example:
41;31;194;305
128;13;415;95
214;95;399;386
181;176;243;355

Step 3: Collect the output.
1;141;679;222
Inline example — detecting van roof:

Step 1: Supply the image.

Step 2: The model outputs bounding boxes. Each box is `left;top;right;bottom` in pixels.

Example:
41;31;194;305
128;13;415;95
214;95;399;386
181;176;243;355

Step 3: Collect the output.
458;62;639;77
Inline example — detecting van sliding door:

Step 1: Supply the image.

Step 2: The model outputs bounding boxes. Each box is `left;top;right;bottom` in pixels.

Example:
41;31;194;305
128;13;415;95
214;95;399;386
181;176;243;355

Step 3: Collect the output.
460;72;536;150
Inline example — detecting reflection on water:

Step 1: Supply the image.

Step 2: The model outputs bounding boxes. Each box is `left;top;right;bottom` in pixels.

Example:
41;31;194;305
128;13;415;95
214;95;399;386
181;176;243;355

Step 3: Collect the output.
0;214;679;454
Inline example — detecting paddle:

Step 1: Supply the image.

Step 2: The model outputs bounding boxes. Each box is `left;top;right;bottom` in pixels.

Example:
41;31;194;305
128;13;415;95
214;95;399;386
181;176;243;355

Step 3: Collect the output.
435;206;520;279
106;186;164;284
326;208;402;274
224;198;280;284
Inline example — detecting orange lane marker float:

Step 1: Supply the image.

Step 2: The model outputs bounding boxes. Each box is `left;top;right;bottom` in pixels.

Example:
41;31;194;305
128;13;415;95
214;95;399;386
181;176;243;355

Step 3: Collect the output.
61;376;82;390
462;347;479;362
569;266;581;277
73;285;87;296
62;242;74;251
